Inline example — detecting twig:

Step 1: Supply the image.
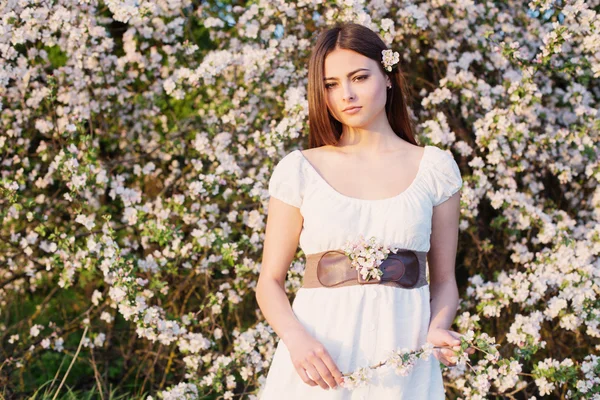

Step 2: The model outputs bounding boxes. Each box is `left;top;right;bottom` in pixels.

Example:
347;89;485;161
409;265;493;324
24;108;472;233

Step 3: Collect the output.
51;325;89;400
90;346;106;400
48;355;67;392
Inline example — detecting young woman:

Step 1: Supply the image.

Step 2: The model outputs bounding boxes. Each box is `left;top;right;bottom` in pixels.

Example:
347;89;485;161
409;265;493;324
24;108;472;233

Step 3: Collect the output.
256;22;474;399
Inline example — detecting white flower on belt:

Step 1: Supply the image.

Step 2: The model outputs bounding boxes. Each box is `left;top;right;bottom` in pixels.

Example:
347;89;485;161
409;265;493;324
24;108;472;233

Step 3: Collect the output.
341;234;399;282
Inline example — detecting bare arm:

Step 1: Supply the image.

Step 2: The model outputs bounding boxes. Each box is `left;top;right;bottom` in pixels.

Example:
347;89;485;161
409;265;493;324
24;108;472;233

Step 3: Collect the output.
255;196;306;343
427;190;461;332
255;196;344;389
426;190;475;366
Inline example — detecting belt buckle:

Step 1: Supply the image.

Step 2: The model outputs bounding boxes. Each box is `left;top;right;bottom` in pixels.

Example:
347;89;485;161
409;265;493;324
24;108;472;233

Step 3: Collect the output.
355;250;413;286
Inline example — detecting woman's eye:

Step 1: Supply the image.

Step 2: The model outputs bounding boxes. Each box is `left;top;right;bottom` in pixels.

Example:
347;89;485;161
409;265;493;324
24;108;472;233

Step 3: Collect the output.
325;76;368;89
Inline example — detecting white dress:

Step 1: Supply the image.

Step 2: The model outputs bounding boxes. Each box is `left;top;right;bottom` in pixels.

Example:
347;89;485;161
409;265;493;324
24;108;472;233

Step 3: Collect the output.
259;145;463;400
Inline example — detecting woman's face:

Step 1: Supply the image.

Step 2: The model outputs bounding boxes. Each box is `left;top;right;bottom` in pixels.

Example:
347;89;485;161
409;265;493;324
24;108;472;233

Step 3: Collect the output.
323;48;390;128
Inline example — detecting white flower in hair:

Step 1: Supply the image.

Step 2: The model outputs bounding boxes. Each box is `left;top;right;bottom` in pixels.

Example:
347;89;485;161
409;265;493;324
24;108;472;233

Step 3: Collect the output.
381;49;400;72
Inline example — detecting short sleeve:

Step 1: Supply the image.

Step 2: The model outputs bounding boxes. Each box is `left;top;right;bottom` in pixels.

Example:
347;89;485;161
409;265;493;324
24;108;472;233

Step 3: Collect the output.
430;147;463;207
268;151;304;208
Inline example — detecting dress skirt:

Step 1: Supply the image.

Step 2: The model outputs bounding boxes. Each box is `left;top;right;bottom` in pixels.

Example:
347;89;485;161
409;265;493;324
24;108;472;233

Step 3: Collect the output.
258;284;446;399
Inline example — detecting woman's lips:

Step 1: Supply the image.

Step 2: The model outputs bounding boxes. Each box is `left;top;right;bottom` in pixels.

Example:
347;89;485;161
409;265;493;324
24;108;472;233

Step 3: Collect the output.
343;106;362;114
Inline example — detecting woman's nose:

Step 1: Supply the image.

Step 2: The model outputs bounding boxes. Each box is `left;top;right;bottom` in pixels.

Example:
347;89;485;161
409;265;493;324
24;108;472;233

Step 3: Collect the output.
342;85;355;101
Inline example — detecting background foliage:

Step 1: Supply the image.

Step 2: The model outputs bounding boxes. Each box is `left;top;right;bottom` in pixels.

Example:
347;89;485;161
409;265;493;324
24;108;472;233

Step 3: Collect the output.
1;0;599;399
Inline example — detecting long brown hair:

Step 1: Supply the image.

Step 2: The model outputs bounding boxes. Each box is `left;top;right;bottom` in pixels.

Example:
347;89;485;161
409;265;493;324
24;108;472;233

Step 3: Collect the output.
307;22;418;149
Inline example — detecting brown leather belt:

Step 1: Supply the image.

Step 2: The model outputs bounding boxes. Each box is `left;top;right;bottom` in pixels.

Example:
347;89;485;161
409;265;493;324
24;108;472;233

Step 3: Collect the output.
302;248;428;289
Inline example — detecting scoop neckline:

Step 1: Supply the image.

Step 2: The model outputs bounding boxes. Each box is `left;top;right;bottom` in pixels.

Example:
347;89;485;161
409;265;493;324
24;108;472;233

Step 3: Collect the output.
295;145;430;203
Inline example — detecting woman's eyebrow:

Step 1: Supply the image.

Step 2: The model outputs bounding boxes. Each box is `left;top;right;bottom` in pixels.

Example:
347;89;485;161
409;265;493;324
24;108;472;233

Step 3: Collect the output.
324;68;370;81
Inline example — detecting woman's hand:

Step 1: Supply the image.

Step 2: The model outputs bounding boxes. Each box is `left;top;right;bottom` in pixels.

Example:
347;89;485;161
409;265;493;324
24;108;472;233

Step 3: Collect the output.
426;327;476;367
282;329;344;390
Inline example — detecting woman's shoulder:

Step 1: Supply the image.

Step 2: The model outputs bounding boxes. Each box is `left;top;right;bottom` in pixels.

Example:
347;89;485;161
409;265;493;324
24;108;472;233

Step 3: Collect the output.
426;144;455;160
296;145;346;177
423;145;463;206
271;148;304;170
268;149;305;208
297;145;338;162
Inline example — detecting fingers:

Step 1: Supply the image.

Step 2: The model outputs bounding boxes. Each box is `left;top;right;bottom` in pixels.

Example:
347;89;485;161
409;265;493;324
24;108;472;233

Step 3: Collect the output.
440;348;455;366
311;357;339;389
436;346;476;366
295;366;318;387
308;346;343;389
431;330;477;368
296;347;343;390
444;330;462;345
304;363;328;388
435;348;458;367
317;348;345;387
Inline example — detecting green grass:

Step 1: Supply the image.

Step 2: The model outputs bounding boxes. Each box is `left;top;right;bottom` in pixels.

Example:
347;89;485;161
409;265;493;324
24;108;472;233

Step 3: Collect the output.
22;380;148;400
